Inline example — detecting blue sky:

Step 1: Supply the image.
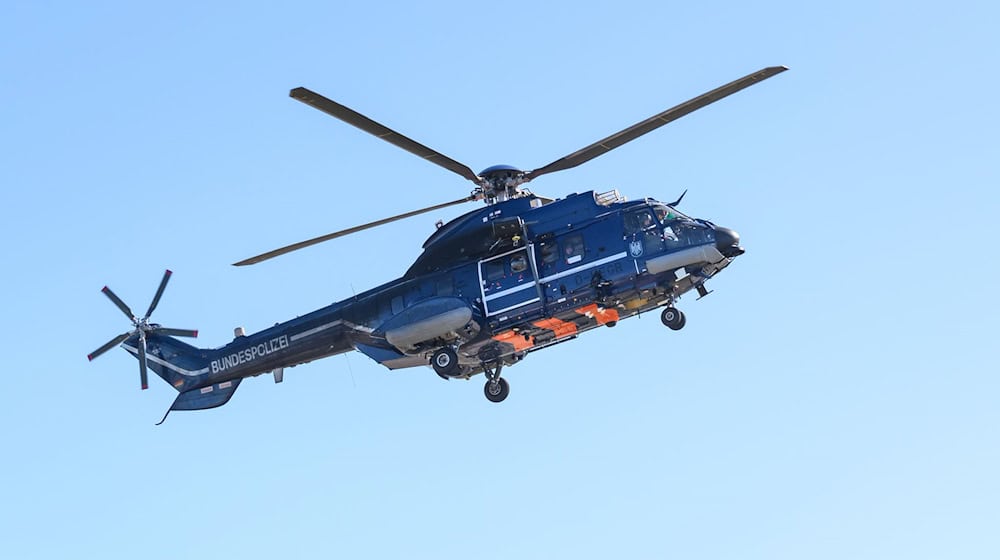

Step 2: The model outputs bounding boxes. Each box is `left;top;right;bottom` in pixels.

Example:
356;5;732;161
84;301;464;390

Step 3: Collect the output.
2;1;998;558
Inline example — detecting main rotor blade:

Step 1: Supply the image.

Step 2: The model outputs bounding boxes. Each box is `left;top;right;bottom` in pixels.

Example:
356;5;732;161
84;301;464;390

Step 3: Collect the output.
145;269;172;319
102;286;135;321
291;87;482;184
526;66;788;180
233;195;475;266
153;327;199;338
138;335;148;390
87;332;132;361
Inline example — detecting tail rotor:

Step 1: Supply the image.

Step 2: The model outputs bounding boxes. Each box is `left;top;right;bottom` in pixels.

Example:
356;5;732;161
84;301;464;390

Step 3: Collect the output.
87;270;198;390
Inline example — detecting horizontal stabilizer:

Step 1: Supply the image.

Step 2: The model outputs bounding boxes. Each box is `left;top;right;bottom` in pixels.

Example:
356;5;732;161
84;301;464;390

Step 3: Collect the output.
157;379;242;425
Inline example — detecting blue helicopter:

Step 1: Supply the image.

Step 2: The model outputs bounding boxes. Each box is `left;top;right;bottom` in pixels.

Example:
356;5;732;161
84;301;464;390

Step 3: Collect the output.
89;66;786;422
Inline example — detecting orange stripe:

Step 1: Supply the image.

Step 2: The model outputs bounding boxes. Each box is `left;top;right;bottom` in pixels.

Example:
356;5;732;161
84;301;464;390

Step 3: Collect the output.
575;303;620;325
493;306;617;352
492;329;535;352
532;317;578;339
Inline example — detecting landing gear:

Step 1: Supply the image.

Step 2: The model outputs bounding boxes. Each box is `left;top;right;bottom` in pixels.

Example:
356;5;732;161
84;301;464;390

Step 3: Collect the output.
484;376;510;403
431;347;459;378
482;360;509;403
660;307;686;330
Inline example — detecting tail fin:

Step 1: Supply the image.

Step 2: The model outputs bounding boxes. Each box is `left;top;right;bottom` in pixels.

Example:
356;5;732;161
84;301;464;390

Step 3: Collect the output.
122;333;211;392
89;270;243;423
123;334;244;424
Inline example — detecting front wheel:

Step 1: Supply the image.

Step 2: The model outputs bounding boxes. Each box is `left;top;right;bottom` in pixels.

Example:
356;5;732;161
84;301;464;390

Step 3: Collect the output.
661;307;686;330
484;377;510;403
432;347;459;377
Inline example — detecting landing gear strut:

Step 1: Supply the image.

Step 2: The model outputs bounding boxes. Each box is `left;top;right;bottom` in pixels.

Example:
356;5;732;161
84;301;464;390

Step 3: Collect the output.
431;347;459;378
660;307;686;330
482;360;509;403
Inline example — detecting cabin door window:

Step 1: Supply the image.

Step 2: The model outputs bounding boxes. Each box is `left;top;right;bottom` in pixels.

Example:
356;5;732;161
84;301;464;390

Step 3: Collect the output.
479;247;540;317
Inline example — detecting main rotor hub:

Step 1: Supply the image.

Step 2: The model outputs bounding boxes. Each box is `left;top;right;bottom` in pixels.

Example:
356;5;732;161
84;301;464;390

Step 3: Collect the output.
478;164;527;202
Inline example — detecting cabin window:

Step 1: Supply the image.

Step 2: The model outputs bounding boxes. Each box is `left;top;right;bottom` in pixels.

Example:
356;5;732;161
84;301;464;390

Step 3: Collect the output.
510;254;528;273
391;295;404;314
485;259;505;282
540;242;558;264
562;234;585;264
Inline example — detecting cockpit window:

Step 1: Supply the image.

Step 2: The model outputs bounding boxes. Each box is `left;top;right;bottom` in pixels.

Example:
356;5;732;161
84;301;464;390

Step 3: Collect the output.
664;220;715;249
653;204;687;223
625;209;658;233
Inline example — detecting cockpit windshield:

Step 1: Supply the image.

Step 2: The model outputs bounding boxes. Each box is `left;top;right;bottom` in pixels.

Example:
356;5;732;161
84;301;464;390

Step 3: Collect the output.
663;219;715;249
652;204;690;223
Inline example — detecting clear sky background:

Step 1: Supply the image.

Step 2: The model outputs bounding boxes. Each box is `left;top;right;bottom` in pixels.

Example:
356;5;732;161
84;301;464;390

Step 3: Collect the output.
2;1;997;558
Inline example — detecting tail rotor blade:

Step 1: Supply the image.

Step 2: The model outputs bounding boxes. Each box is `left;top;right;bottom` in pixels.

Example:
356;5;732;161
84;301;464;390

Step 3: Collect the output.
153;327;198;338
145;269;173;319
102;286;135;321
87;332;132;361
138;335;149;390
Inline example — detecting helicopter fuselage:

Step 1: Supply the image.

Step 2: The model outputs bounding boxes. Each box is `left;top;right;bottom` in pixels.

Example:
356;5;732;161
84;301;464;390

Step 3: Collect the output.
133;188;741;402
92;66;782;419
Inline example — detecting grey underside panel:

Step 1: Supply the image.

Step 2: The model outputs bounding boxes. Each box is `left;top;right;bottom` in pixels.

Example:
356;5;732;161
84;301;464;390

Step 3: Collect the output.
354;342;428;370
645;245;725;275
382;356;430;370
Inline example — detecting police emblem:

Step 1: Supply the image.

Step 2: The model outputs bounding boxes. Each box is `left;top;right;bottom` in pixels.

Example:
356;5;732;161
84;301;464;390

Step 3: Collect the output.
628;239;644;257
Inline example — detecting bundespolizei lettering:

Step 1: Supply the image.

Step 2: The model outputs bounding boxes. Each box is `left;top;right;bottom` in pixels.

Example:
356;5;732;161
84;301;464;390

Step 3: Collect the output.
211;335;289;374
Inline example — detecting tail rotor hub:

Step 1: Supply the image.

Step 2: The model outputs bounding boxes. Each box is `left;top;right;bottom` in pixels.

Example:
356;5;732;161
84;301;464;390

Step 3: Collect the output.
87;270;198;390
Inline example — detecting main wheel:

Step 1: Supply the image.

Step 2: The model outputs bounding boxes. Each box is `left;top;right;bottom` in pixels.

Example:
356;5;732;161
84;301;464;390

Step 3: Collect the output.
660;307;686;330
431;347;459;377
484;377;510;403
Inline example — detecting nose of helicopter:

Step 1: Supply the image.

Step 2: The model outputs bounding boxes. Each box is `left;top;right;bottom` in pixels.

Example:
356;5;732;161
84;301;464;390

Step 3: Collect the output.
714;226;744;257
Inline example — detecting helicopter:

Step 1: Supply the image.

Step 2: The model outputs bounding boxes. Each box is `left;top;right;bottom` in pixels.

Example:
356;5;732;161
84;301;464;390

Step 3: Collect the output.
88;66;786;422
